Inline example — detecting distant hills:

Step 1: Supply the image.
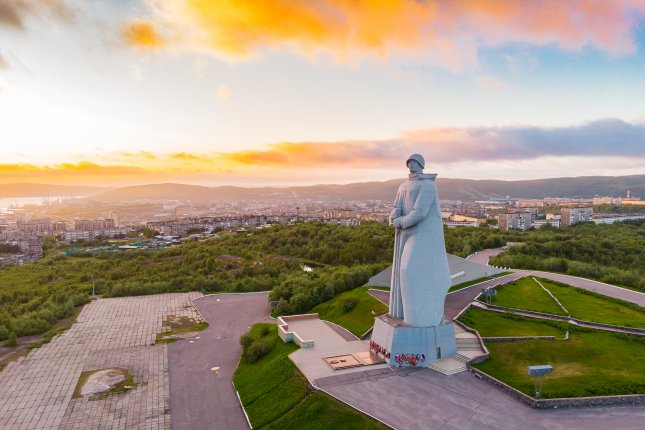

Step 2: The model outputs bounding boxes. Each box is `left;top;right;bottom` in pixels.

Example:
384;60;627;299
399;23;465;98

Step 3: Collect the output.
1;175;642;202
89;175;645;202
0;183;107;198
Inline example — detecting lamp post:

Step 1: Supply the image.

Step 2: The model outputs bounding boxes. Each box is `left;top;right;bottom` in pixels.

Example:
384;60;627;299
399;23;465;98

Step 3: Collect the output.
91;272;96;299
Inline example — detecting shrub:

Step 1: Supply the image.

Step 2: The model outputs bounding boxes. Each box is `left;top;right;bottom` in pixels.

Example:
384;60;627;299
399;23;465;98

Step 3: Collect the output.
340;297;358;313
0;324;9;341
12;317;52;337
239;334;253;348
5;331;17;347
243;338;274;364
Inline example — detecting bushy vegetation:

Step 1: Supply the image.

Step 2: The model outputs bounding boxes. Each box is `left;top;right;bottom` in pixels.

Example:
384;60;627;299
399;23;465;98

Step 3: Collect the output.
233;323;388;429
269;264;384;316
491;220;645;291
240;323;277;363
2;220;640;342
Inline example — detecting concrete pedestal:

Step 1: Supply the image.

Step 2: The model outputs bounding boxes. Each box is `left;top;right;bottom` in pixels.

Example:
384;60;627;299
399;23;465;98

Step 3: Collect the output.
371;314;456;367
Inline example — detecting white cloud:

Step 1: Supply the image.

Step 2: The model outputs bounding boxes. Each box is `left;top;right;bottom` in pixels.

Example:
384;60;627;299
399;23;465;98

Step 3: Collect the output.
216;84;231;101
475;75;508;94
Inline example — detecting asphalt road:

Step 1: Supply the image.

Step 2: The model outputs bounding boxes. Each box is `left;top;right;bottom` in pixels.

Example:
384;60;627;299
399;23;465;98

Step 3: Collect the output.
468;246;508;265
369;273;522;320
168;292;272;430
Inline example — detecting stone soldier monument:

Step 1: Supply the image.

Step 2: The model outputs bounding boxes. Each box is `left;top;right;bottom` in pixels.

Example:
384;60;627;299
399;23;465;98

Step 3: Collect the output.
370;154;457;366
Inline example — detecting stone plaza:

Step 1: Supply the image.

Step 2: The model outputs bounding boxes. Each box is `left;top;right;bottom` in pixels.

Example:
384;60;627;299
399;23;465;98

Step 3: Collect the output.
0;293;202;430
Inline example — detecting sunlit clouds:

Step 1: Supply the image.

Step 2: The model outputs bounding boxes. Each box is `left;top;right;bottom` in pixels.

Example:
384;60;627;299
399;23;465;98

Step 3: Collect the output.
123;0;645;69
2;119;643;186
121;20;166;49
2;1;645;187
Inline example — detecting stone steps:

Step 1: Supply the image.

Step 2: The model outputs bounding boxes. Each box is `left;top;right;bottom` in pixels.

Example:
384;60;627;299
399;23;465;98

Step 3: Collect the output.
452;353;471;364
456;338;482;351
426;357;468;375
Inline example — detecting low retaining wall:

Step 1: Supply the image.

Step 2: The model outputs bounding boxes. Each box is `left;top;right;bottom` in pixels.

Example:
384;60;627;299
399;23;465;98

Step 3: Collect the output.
479;302;645;336
468;367;645;409
482;336;556;342
572;319;645;337
480;302;570;321
277;314;317;348
279;313;320;323
453;319;489;365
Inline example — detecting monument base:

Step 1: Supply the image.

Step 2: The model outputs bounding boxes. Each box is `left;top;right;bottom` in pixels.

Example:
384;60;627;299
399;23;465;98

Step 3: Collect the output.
370;314;456;367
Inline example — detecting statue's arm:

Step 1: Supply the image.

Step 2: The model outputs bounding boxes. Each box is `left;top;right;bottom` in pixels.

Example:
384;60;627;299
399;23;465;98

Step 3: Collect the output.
389;190;402;224
397;184;434;229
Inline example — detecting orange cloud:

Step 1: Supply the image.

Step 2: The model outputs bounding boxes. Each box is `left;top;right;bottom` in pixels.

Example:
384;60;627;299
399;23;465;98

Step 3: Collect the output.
117;150;157;160
170;152;211;161
0;162;150;185
125;1;645;68
122;20;166;49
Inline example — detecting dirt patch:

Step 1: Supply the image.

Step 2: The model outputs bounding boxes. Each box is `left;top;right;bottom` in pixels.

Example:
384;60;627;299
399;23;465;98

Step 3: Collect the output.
73;368;135;399
155;315;208;344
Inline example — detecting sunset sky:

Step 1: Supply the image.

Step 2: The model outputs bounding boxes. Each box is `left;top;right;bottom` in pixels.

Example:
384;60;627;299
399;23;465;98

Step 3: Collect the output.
1;0;645;187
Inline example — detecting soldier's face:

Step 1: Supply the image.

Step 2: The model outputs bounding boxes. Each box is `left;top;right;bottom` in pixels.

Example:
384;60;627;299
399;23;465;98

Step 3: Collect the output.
407;160;423;173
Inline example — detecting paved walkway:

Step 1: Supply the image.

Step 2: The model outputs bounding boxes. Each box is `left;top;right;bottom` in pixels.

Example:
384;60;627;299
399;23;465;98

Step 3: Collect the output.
0;293;201;430
284;317;389;382
324;368;645;430
168;293;273;430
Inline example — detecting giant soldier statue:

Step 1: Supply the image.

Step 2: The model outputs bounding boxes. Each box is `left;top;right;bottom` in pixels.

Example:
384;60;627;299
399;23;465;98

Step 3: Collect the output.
371;154;457;366
389;153;451;327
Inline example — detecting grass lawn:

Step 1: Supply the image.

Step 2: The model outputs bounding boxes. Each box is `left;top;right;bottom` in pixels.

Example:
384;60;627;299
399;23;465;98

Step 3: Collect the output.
264;391;388;430
310;286;388;337
448;272;512;293
458;307;567;338
538;278;645;328
475;328;645;398
491;277;566;315
234;323;390;429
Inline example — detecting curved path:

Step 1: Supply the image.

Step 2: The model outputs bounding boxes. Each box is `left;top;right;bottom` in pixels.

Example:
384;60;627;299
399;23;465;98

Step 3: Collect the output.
369;273;523;319
468;246;508;265
467;246;644;307
168;292;272;430
513;270;645;307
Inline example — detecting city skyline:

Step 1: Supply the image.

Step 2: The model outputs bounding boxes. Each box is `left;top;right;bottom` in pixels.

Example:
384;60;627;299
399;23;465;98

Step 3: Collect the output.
2;0;645;186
